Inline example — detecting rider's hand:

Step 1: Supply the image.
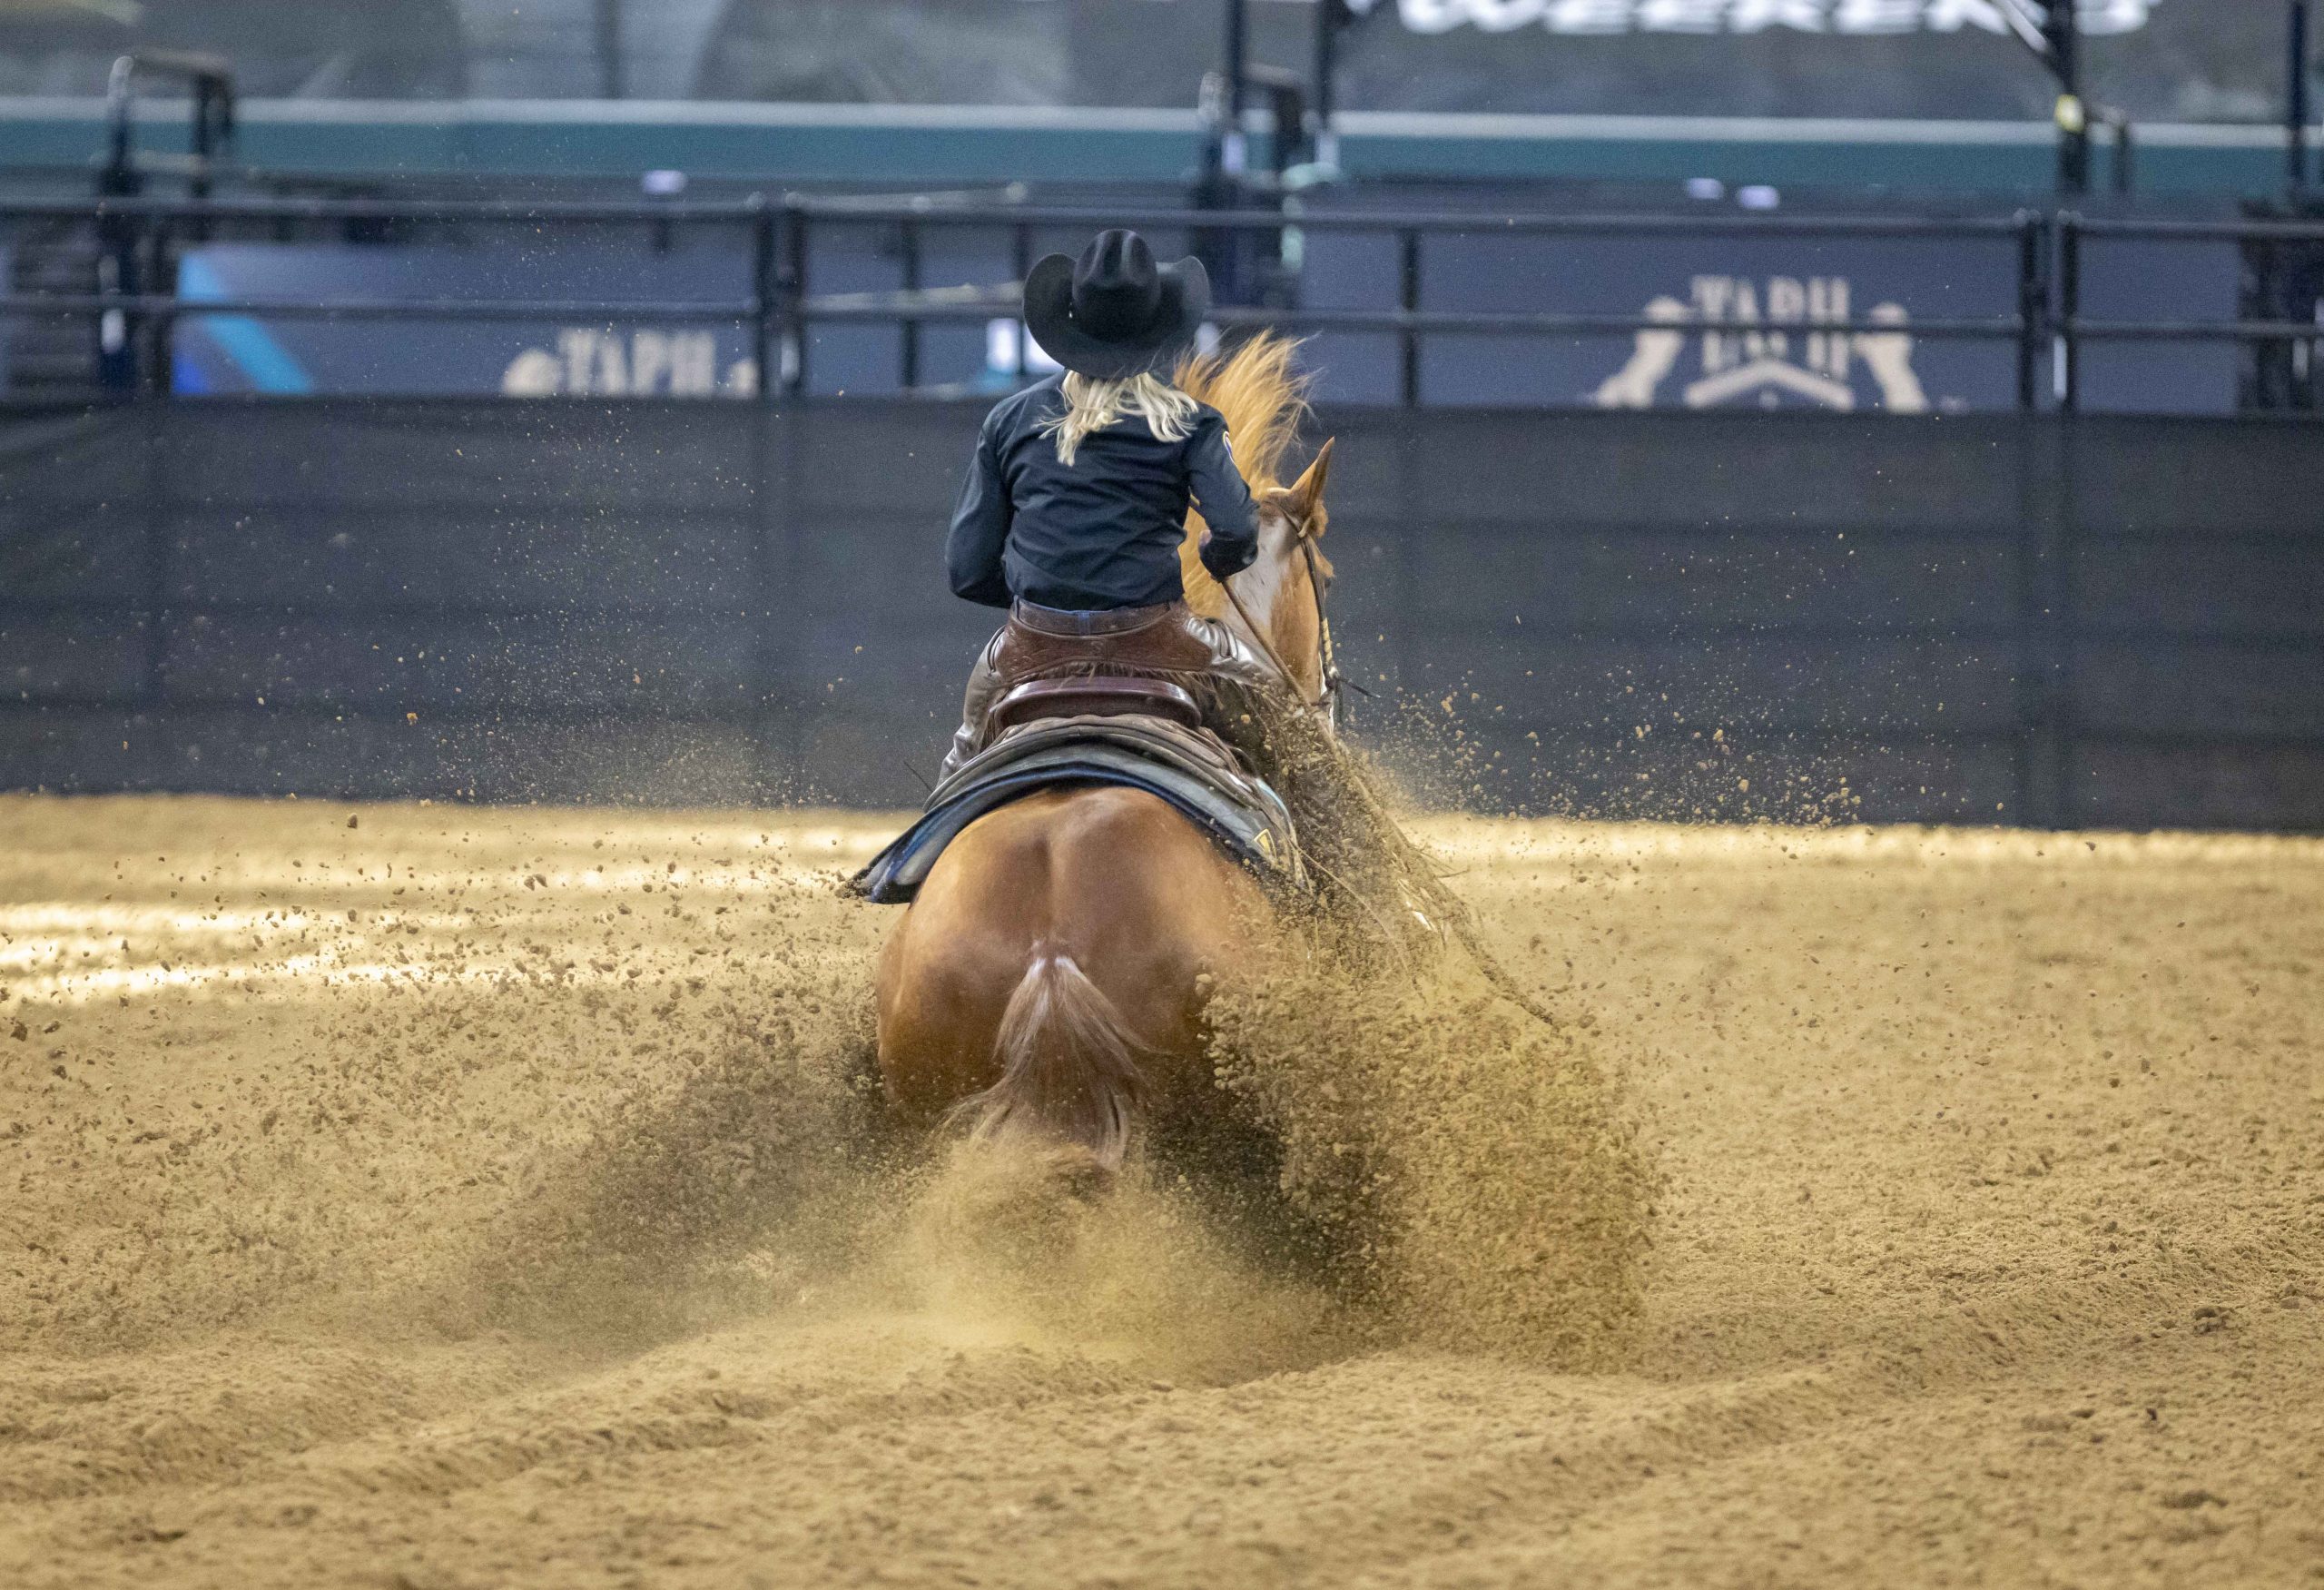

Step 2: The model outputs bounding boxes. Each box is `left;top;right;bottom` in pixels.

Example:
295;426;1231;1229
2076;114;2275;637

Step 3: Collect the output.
1198;530;1256;583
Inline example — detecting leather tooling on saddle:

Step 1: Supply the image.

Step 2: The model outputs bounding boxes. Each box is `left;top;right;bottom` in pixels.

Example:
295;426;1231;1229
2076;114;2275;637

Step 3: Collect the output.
992;676;1203;733
846;712;1305;905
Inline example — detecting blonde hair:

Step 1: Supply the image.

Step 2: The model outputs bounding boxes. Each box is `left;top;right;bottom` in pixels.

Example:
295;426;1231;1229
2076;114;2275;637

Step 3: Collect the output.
1043;370;1199;466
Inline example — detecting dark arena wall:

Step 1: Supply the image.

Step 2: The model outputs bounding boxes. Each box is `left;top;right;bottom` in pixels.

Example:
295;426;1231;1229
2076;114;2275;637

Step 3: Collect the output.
2;398;2319;830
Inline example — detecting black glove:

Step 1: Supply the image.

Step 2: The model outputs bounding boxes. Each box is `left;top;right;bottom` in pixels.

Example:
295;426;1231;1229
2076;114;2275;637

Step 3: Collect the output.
1198;530;1257;584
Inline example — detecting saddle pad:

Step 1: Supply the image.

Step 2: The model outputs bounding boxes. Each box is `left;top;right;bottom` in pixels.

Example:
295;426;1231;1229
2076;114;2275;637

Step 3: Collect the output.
846;714;1304;904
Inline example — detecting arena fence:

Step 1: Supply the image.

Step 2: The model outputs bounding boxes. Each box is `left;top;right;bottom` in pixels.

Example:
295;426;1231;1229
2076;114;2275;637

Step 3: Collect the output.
3;399;2318;830
5;195;2324;410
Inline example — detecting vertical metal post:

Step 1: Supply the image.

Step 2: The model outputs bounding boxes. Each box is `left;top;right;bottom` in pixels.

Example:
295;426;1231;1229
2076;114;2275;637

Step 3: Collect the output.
2045;0;2089;197
594;0;624;99
2049;410;2079;829
747;360;783;790
746;391;772;791
899;219;922;392
2058;213;2082;412
2011;416;2039;825
112;205;145;397
2012;402;2073;829
1309;0;1344;169
2293;1;2313;194
750;196;776;407
780;198;808;397
145;214;174;398
188;78;215;242
96;66;141;398
140;404;168;708
1397;227;1420;409
103;55;133;195
772;331;808;791
2037;195;2086;826
1222;0;1249;176
2015;211;2043;412
1011;222;1033;379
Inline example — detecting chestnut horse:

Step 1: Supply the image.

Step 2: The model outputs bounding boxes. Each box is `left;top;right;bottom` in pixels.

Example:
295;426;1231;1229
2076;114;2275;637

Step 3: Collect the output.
874;336;1334;1175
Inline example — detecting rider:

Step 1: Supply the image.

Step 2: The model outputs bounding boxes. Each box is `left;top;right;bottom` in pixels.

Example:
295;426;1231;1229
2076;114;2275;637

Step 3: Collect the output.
939;228;1282;780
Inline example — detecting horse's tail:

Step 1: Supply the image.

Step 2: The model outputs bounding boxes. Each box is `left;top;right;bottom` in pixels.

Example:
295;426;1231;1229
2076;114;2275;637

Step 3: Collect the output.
947;949;1146;1170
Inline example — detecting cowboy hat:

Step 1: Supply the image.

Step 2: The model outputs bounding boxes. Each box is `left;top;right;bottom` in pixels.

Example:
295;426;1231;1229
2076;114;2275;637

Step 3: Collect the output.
1021;229;1210;380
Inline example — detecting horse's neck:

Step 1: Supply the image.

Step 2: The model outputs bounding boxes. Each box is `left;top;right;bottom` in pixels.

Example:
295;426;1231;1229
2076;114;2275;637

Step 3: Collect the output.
1226;548;1296;658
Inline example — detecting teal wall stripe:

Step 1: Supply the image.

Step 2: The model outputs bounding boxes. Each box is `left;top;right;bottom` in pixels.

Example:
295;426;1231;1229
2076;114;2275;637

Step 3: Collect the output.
0;102;2306;197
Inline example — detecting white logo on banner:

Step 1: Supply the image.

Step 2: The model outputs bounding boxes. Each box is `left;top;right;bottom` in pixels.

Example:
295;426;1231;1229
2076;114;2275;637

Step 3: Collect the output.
501;328;759;397
1592;274;1931;411
1379;0;2151;34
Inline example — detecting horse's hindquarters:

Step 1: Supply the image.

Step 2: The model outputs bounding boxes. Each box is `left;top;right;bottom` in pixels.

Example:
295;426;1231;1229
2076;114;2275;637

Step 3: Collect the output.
875;785;1265;1156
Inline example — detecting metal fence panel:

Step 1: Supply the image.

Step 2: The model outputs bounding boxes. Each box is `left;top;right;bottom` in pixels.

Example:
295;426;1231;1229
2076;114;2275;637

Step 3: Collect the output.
2;398;2319;828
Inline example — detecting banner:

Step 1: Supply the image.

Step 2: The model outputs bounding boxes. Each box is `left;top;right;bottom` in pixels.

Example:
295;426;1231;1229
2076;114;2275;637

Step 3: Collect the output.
171;244;761;398
162;227;2240;412
1384;231;2024;410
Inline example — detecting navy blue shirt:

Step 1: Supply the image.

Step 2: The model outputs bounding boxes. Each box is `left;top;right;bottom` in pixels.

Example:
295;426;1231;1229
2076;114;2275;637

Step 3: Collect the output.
945;375;1260;611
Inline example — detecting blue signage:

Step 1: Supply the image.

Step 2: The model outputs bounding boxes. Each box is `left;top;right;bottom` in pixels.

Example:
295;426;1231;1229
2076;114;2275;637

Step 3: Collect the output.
172;243;761;397
158;229;2245;414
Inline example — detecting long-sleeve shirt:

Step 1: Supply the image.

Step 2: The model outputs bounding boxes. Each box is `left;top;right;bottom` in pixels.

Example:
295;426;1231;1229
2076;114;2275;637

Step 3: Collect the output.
945;374;1260;611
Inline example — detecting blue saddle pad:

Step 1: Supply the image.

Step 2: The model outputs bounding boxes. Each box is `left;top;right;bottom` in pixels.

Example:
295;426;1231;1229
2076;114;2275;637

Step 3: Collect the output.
846;715;1303;904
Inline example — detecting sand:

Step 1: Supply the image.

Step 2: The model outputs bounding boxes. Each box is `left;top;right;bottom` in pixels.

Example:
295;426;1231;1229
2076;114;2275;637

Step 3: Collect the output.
3;792;2319;1588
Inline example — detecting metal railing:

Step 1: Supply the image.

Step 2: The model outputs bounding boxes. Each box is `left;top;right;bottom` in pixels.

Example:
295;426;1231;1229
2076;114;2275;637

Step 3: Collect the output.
2057;212;2324;410
777;198;2048;409
5;193;2324;411
0;194;782;399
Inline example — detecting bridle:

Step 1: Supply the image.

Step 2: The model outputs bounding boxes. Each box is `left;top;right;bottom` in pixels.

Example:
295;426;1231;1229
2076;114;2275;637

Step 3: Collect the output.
1221;512;1344;732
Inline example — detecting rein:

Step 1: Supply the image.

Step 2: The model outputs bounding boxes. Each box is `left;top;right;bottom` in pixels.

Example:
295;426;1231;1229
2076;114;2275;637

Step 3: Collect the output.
1222;520;1343;731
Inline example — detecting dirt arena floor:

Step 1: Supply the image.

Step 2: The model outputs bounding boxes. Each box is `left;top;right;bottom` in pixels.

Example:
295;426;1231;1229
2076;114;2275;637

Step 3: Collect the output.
4;792;2320;1589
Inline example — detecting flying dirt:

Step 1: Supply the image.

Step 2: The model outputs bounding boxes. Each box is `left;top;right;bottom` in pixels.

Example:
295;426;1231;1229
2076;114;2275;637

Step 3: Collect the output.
3;793;2320;1588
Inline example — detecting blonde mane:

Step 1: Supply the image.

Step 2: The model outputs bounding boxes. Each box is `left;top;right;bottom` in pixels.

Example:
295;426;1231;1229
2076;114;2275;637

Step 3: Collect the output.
1172;334;1313;619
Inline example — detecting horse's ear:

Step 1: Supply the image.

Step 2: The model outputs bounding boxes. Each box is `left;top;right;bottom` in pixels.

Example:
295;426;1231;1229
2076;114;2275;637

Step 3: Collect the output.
1290;437;1335;529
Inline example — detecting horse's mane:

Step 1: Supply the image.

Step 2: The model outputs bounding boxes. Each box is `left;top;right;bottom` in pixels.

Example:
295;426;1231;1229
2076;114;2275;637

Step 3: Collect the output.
1172;334;1312;620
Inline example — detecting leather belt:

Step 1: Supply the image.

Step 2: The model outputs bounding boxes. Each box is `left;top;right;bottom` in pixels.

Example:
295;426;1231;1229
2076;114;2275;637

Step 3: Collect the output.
995;599;1215;686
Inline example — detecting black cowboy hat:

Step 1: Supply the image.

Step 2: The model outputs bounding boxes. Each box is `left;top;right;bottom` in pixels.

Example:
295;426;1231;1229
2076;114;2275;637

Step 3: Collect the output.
1022;229;1210;380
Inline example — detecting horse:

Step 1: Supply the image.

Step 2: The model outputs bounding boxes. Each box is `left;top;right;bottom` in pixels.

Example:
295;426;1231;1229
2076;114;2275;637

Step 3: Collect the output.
872;335;1335;1180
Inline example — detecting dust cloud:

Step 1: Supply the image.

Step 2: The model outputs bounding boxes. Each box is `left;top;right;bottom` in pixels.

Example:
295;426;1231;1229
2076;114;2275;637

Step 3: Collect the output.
4;794;2321;1587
